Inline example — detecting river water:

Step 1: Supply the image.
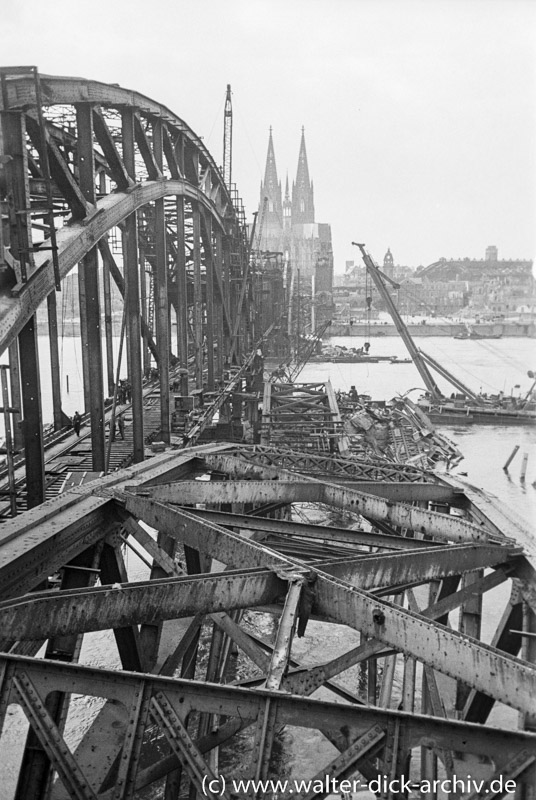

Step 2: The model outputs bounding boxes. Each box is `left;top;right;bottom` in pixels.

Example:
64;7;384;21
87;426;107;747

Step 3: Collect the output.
1;334;535;797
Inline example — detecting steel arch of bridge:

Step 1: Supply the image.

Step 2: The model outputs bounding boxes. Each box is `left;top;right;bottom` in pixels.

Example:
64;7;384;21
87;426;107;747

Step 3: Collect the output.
0;69;255;501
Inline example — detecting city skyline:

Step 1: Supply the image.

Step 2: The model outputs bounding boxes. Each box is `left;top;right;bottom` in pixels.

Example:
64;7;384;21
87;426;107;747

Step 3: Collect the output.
2;0;535;272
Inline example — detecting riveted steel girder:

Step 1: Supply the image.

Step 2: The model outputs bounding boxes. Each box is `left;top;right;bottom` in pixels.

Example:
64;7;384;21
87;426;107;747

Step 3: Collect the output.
319;543;518;590
0;568;287;640
1;653;534;769
185;507;442;550
123;494;536;713
129;479;492;543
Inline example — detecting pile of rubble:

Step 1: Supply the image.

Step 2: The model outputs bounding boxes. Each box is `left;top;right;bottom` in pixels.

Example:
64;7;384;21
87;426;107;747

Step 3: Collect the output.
338;392;462;469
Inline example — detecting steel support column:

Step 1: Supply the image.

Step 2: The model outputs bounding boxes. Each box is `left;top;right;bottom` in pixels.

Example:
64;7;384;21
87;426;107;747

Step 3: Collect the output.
1;108;44;505
153;119;170;442
19;316;45;507
76;264;91;414
8;340;23;452
121;108;144;462
214;229;224;383
175;196;189;392
46;291;64;431
98;541;145;672
192;203;203;389
102;247;115;397
202;213;215;391
76;103;105;470
222;234;232;362
139;244;150;378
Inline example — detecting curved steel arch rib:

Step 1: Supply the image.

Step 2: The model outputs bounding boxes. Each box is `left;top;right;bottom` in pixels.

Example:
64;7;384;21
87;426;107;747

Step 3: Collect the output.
0;71;247;356
1;73;229;197
0;180;227;356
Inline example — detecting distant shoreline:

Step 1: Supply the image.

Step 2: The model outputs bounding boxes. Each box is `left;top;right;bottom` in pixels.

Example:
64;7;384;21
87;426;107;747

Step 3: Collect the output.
325;322;535;338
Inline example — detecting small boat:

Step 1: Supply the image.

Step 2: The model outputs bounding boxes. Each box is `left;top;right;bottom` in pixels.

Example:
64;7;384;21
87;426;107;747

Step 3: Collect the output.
454;324;502;340
330;355;379;363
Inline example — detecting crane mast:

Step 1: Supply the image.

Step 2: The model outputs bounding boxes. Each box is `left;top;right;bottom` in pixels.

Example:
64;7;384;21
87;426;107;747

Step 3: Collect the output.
223;84;232;190
352;242;443;399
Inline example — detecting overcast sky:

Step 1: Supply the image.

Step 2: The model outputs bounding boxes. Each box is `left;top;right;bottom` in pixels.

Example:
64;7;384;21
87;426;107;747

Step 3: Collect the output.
2;0;535;272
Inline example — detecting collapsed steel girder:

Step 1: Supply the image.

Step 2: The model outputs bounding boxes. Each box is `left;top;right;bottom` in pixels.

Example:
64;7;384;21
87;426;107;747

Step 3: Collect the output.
0;443;535;797
130;477;493;543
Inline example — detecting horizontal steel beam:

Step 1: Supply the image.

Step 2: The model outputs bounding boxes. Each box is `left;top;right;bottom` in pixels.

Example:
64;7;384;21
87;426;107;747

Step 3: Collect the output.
0;496;115;599
319;543;518;590
0;446;220;597
185;507;442;550
130;479;494;543
1;653;534;767
0;568;286;640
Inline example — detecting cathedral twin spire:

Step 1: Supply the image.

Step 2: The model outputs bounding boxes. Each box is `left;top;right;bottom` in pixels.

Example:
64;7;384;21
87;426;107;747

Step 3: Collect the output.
259;127;315;230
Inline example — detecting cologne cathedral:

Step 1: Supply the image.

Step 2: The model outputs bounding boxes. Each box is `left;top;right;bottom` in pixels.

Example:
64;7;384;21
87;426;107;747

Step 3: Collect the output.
257;128;334;298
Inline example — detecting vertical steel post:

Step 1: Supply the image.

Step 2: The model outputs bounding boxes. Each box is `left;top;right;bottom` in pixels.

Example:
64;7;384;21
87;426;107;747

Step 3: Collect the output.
521;604;536;733
18;315;45;507
153;119;170;442
192;203;203;389
99;172;115;398
76;103;105;470
0;366;17;515
121;108;144;462
214;229;224;383
0;104;33;282
139;244;151;378
456;571;483;711
76;265;91;414
222;234;232;363
102;245;115;398
138;531;176;669
1;107;45;505
8;341;23;452
203;214;215;391
46;291;63;431
176;196;188;393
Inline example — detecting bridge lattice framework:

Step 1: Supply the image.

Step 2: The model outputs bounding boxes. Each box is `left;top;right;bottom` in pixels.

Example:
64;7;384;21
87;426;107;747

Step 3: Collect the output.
0;68;257;506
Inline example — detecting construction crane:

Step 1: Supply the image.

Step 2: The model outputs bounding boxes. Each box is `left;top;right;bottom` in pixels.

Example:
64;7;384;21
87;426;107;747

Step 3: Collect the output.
352;242;442;398
222;84;232;189
352;242;486;405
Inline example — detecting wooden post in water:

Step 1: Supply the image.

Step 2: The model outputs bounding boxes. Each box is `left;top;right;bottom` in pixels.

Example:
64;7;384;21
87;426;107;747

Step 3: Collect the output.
520;452;529;482
503;445;520;471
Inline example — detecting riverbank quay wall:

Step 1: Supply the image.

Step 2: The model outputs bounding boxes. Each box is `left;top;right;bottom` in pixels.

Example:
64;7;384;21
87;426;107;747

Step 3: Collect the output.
326;322;536;337
0;441;535;797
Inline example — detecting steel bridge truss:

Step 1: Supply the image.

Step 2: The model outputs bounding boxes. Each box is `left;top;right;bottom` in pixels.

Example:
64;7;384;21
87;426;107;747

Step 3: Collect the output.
0;443;535;799
0;68;256;505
